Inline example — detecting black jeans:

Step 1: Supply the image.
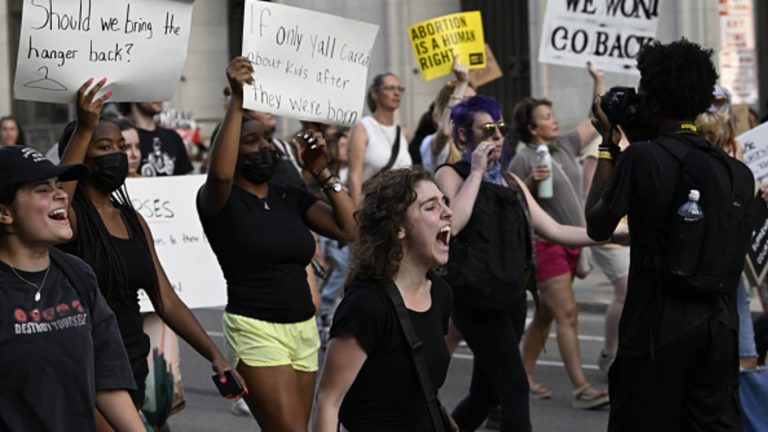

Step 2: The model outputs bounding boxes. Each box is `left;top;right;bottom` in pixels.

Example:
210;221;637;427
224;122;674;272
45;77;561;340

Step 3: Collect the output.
608;317;740;432
451;299;530;432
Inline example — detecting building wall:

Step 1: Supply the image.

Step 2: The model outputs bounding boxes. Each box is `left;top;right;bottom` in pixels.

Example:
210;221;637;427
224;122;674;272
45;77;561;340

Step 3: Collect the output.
0;0;13;116
528;0;722;131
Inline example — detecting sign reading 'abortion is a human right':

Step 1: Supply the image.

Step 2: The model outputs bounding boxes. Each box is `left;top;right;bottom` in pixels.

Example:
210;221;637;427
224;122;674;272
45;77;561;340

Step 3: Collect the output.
241;2;379;126
538;0;660;75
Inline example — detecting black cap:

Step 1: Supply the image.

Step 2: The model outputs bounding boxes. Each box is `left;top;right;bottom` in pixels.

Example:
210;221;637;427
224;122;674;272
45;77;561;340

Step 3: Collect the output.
0;146;88;190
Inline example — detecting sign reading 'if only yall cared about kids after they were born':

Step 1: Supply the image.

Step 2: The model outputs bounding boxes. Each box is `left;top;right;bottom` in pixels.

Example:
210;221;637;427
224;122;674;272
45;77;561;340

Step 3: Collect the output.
14;0;194;103
241;2;379;126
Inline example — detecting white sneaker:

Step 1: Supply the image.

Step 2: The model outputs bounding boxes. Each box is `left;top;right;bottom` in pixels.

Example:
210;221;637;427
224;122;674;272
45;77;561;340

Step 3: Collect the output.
231;398;252;416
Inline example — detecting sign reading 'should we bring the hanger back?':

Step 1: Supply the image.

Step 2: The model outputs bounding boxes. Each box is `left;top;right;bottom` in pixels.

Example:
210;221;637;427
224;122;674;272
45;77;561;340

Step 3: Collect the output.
13;0;194;103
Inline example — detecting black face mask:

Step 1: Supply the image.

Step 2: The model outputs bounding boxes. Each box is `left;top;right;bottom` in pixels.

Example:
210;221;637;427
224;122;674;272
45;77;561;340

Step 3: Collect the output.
88;152;128;193
239;149;279;184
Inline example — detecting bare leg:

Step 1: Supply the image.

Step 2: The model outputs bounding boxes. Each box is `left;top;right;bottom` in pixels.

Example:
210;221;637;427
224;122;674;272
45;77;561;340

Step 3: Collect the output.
237;362;315;432
603;275;628;356
521;283;555;386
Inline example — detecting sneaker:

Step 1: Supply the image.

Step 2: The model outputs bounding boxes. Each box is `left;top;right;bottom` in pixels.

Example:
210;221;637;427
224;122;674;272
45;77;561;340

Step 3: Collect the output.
231;399;252;416
572;384;609;410
598;351;615;376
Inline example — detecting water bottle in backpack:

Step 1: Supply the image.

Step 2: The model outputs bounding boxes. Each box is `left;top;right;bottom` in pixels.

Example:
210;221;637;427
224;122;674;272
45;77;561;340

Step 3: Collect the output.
667;189;705;276
535;145;553;199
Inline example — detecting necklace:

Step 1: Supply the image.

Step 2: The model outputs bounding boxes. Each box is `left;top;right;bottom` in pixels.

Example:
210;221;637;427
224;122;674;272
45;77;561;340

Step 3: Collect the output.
257;194;270;211
10;265;51;302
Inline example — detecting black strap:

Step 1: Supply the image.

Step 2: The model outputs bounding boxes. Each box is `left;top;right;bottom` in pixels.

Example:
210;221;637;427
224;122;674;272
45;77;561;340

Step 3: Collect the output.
378;126;401;174
383;281;447;432
49;248;95;311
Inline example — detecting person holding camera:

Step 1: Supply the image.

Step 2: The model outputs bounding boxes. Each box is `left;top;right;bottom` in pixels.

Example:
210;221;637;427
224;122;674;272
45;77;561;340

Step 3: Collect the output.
509;62;608;408
586;39;749;431
197;57;357;431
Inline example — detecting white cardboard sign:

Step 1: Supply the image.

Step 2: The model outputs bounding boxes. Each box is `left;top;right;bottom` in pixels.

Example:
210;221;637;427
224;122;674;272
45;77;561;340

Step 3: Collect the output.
14;0;194;104
241;2;379;126
538;0;660;75
124;175;226;312
740;122;768;184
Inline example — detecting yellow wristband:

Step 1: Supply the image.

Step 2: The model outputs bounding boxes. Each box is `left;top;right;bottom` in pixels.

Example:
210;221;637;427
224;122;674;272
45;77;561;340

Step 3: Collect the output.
598;151;614;160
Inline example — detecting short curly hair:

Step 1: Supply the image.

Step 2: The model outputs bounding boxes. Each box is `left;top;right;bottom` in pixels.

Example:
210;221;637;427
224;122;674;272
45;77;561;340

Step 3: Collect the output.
346;166;435;287
511;97;553;144
637;39;718;120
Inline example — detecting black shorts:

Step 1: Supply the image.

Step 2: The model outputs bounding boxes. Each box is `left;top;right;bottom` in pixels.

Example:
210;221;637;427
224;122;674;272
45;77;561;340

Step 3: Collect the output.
608;318;740;432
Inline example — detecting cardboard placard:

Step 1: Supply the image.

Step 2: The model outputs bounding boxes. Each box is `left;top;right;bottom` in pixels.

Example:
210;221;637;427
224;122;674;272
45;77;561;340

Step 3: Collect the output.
538;0;660;75
469;43;503;87
241;2;379;126
409;11;486;81
14;0;194;103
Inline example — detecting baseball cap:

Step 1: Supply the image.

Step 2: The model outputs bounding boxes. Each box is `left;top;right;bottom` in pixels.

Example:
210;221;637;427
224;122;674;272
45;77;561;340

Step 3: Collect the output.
0;146;88;190
708;85;732;113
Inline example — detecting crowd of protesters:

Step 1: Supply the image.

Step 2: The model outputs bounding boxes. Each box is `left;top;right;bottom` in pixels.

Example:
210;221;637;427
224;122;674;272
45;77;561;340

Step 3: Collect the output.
2;36;768;432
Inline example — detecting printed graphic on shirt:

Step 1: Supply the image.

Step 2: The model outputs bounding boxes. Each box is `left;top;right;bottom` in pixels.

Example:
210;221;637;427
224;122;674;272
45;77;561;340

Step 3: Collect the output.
141;137;176;177
12;299;87;335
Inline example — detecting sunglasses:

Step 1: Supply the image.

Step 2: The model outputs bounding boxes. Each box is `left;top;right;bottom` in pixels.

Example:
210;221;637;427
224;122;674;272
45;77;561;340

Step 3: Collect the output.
379;85;406;93
477;122;510;138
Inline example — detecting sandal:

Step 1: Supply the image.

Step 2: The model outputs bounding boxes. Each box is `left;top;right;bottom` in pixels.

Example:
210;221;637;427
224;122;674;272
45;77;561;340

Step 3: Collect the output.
572;384;609;409
529;382;552;400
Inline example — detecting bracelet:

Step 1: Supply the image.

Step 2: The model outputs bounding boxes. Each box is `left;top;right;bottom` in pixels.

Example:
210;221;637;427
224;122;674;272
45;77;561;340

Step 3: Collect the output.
597;151;614;160
312;163;330;178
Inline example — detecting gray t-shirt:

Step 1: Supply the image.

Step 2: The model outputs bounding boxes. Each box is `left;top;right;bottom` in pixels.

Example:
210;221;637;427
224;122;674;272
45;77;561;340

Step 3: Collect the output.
508;130;584;226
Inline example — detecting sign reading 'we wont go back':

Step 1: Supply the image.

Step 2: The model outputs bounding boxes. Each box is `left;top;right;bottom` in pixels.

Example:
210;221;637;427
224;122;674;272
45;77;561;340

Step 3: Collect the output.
242;2;379;126
14;0;194;103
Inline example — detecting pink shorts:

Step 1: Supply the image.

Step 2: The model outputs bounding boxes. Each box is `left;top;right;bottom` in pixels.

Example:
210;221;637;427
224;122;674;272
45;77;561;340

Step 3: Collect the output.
535;240;581;281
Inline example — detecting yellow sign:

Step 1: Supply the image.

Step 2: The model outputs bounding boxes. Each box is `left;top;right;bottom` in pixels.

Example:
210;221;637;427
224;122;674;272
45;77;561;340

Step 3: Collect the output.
408;11;486;81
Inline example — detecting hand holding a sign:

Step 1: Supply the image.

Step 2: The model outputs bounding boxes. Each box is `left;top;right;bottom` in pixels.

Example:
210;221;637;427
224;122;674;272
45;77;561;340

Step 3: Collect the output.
76;77;112;132
453;57;470;84
295;131;331;179
226;57;255;98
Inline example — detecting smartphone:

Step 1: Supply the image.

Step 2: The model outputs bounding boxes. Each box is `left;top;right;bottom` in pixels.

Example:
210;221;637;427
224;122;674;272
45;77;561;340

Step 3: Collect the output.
212;370;244;398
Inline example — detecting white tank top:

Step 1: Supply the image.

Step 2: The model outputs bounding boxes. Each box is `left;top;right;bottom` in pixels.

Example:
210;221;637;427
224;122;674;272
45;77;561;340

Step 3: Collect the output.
359;116;412;182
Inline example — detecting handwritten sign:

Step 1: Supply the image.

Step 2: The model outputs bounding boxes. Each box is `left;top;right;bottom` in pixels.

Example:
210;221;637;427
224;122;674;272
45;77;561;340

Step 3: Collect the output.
718;0;759;105
538;0;660;75
745;201;768;298
469;44;502;88
13;0;194;104
125;175;226;312
740;122;768;183
241;2;379;126
408;11;486;81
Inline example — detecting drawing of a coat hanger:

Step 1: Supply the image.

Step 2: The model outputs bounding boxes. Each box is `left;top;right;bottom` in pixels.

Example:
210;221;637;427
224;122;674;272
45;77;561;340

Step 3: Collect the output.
23;66;68;91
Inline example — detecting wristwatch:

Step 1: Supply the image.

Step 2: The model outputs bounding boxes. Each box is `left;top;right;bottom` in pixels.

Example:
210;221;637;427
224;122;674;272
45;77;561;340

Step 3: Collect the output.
322;176;343;193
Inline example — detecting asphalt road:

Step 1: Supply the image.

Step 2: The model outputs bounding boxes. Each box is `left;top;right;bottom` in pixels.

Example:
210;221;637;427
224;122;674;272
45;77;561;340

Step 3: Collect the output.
166;307;612;432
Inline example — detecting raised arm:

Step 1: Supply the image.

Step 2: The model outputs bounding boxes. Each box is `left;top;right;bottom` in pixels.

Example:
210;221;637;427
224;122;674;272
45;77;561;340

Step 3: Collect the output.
315;335;368;432
59;78;111;202
434;142;492;235
575;62;605;149
431;60;470;158
135;212;245;395
347;122;368;206
198;57;254;217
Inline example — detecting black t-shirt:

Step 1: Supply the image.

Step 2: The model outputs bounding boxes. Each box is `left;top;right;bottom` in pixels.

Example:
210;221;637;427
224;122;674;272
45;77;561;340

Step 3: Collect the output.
0;255;135;431
199;183;318;323
330;277;452;431
137;126;194;176
602;134;738;356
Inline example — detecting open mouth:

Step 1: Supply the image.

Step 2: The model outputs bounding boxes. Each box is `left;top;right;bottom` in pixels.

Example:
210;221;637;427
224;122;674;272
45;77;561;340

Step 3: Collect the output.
436;225;451;247
48;208;68;222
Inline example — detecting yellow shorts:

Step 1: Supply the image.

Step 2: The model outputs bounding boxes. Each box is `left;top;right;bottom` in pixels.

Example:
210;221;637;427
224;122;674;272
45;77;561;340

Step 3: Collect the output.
222;312;320;372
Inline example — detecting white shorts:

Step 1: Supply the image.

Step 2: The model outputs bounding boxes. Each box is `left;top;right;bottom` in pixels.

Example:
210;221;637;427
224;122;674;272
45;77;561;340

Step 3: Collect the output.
591;246;630;282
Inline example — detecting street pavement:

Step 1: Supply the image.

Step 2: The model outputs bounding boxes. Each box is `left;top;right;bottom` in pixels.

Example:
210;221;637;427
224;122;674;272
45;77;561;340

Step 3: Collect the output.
165;270;618;431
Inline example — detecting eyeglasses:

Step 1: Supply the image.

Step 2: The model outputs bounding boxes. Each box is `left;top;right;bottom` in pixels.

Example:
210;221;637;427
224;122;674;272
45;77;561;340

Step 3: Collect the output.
379;85;405;93
477;122;510;138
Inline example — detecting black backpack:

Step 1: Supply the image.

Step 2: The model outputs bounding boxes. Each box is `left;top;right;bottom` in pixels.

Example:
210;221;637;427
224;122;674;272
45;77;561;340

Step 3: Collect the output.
441;161;535;309
657;132;755;295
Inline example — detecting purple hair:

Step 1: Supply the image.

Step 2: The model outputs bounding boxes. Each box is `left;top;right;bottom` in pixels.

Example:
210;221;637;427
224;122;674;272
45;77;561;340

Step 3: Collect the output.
450;95;502;151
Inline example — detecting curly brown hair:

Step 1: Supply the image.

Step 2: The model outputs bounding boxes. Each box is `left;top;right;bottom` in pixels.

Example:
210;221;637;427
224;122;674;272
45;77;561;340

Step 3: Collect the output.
346;166;435;288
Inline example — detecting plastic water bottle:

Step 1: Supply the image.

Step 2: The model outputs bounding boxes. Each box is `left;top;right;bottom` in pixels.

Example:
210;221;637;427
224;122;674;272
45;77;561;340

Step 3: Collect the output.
535;145;553;199
667;189;705;276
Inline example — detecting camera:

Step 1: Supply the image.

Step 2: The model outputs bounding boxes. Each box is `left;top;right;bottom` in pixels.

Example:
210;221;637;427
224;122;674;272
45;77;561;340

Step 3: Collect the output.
597;86;640;127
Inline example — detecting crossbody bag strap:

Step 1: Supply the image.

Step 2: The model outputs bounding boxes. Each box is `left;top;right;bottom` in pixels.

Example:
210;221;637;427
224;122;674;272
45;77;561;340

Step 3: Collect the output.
383;281;447;432
378;126;402;174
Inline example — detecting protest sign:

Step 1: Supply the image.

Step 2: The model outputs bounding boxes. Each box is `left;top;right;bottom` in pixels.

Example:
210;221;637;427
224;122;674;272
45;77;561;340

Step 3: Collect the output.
718;0;758;105
125;175;226;312
469;44;503;88
241;2;379;126
409;11;486;81
538;0;660;75
741;122;768;183
741;122;768;299
13;0;194;104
